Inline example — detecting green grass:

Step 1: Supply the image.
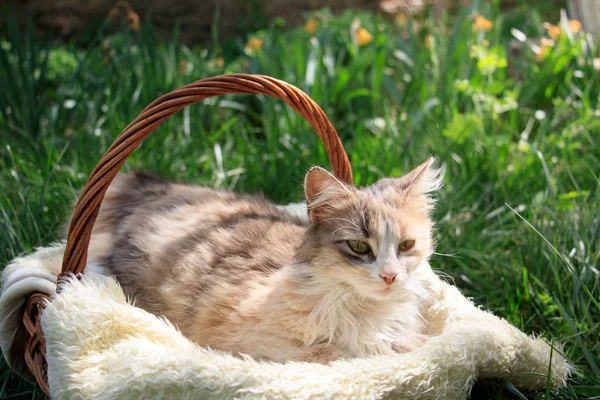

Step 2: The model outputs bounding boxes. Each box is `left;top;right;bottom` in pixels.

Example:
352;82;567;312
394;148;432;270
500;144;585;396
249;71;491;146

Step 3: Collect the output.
1;2;599;399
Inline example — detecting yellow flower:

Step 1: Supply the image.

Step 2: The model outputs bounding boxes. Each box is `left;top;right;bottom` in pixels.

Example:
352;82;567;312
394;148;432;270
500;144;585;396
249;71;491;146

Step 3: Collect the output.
215;57;224;67
425;34;433;49
356;27;373;46
246;37;263;52
473;15;493;32
569;19;582;34
482;39;490;47
396;12;407;28
305;18;318;34
543;22;561;40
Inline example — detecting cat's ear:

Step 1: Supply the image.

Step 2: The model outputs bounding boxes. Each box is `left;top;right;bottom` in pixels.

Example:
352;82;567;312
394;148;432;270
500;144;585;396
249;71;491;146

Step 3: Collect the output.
393;157;444;207
304;167;353;223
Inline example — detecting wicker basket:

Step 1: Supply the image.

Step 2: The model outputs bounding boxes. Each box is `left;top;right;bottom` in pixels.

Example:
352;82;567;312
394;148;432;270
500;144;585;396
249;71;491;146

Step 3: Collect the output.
21;74;353;395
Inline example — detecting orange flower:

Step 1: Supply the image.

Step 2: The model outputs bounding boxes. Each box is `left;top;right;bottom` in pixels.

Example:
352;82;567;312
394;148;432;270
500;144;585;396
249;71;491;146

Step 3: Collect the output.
473;15;493;32
103;40;111;64
569;19;582;34
535;46;546;62
535;40;553;62
356;28;373;46
126;8;140;31
178;60;188;76
411;20;421;34
106;1;139;31
305;17;318;34
246;37;263;52
215;57;224;67
396;12;407;28
541;38;555;47
543;22;561;40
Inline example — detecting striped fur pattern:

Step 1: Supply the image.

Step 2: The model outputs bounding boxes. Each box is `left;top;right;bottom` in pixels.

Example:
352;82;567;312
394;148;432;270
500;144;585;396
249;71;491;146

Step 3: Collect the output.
86;158;443;363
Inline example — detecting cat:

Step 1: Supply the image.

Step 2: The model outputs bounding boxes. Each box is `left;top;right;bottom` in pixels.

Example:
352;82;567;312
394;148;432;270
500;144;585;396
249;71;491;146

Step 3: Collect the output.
84;157;443;363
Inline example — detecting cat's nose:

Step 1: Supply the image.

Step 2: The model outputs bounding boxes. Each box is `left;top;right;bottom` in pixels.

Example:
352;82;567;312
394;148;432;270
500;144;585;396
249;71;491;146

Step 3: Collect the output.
379;272;397;285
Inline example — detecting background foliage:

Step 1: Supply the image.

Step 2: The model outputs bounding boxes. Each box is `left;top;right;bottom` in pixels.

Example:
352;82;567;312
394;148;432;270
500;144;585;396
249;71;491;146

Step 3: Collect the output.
0;1;598;398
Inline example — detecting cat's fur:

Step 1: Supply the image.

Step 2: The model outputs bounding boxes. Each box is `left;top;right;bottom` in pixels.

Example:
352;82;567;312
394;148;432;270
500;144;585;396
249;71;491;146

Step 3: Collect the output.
85;158;443;363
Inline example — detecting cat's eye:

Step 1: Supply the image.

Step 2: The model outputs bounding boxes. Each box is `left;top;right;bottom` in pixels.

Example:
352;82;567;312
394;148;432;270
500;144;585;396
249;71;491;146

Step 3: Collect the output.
398;239;416;252
347;240;371;255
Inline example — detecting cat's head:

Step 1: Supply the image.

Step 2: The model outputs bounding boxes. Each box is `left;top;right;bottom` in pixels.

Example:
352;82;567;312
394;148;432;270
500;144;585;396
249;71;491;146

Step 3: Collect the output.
297;157;443;301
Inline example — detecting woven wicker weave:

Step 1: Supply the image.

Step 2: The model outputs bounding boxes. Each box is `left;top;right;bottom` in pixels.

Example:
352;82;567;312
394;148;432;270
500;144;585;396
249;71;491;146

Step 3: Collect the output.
21;74;353;394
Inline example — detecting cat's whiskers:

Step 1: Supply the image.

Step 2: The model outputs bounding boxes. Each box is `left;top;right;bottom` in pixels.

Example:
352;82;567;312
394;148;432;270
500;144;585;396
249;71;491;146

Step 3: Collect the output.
319;284;355;322
331;225;362;237
432;269;455;284
305;282;362;345
313;217;364;233
296;281;337;302
322;287;358;343
322;286;357;326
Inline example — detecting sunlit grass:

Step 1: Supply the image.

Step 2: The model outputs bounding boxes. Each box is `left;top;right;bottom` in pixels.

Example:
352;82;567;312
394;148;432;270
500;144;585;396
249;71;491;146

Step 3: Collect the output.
0;3;598;399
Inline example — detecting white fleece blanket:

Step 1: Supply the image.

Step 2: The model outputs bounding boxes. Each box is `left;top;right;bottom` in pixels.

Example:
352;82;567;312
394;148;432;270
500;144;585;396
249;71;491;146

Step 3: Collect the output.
1;206;570;399
0;245;61;380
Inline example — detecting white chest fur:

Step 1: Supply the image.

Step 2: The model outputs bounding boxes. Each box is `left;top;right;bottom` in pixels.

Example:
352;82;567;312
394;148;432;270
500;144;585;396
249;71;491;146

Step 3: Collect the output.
302;278;427;357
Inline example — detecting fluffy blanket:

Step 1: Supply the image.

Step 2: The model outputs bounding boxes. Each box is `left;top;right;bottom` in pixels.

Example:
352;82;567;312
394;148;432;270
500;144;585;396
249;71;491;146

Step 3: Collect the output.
1;205;570;399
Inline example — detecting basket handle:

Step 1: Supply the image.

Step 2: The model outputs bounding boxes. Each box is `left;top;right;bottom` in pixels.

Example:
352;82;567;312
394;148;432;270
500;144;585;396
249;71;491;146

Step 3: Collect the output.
61;74;353;276
23;74;352;394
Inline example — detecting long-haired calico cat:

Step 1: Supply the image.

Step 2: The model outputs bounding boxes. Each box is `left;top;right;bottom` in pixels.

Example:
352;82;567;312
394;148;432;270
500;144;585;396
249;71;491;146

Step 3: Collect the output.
85;157;443;363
